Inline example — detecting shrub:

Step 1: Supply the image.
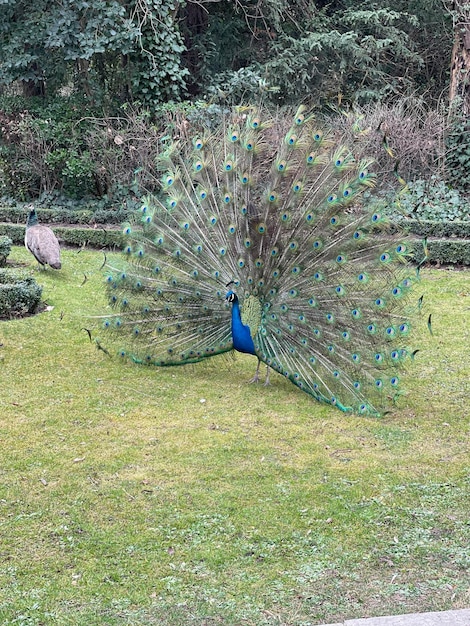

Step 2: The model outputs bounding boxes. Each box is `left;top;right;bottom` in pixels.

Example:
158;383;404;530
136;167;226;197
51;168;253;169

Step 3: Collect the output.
0;223;123;249
0;235;12;266
413;239;470;266
392;177;470;222
329;99;447;185
0;268;42;318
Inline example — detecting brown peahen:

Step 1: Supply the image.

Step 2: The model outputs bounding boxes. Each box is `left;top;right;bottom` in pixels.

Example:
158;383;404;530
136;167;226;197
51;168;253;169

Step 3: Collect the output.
25;208;61;270
99;105;421;416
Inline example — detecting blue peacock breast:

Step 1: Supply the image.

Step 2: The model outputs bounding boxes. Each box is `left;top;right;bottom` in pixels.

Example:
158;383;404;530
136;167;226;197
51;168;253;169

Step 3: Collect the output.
228;293;262;356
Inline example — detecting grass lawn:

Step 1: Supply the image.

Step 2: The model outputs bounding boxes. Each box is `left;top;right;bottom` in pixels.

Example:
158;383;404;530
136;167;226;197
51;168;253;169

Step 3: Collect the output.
0;246;469;625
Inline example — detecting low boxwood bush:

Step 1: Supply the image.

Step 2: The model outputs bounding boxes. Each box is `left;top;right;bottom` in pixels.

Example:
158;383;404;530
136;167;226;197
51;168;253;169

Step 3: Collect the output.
413;239;470;265
0;268;42;318
0;224;124;249
406;219;470;239
0;205;129;225
0;235;12;266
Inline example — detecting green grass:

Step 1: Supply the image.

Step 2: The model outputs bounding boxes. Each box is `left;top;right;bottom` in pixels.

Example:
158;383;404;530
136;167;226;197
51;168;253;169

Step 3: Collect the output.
0;246;469;625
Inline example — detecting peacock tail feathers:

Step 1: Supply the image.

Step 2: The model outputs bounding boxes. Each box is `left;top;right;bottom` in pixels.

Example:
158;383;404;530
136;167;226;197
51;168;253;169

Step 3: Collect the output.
100;105;420;416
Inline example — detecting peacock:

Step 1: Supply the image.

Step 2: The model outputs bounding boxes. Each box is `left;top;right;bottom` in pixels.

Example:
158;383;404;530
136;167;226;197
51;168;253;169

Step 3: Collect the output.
25;208;61;270
99;105;421;416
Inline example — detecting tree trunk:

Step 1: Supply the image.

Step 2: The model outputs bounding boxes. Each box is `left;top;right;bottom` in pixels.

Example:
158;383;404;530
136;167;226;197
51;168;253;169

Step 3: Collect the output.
449;1;470;116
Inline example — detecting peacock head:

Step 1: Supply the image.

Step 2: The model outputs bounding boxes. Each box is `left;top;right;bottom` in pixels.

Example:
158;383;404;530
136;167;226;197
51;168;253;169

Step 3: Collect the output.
226;280;239;304
225;290;238;304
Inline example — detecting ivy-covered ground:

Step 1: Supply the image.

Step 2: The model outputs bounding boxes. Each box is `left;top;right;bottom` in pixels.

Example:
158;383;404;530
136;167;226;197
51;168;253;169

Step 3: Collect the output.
0;247;469;625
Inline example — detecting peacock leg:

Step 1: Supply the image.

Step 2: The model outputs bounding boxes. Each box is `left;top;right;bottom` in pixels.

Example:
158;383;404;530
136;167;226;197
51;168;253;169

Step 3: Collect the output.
264;365;271;386
249;358;261;383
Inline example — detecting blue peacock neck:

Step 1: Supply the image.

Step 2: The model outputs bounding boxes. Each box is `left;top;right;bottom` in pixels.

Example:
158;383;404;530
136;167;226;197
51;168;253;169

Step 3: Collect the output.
226;291;256;355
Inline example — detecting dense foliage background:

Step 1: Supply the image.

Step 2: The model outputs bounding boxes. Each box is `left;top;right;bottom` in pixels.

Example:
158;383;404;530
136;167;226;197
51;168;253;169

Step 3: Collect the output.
0;0;469;218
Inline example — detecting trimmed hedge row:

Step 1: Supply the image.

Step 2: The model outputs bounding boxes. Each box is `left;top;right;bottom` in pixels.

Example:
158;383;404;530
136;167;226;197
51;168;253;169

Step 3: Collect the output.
0;223;124;249
413;239;470;266
0;206;130;226
1;217;469;265
0;268;43;318
404;219;470;239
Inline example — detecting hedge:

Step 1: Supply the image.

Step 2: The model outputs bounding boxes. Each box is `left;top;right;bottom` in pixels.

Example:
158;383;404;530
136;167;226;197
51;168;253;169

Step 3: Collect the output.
405;219;470;239
1;215;469;265
0;206;130;226
413;239;470;266
0;235;12;266
0;268;43;318
0;224;124;249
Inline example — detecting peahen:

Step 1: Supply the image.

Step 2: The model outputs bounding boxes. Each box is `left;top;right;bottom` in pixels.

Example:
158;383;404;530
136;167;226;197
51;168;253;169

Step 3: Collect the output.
100;105;420;416
25;208;61;270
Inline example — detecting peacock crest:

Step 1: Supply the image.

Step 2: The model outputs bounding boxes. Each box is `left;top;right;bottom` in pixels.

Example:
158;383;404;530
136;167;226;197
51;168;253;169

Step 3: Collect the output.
100;105;420;416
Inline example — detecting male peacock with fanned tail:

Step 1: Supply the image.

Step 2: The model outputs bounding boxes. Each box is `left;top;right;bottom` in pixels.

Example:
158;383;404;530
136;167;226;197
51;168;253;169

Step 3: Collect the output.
98;105;421;416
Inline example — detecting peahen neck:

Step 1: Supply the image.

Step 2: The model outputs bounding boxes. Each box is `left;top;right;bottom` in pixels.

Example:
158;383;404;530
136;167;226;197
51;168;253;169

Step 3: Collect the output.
26;209;38;228
228;293;256;356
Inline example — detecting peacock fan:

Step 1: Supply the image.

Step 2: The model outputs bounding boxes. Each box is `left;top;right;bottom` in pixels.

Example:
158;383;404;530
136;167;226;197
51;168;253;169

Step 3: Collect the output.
99;105;422;416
